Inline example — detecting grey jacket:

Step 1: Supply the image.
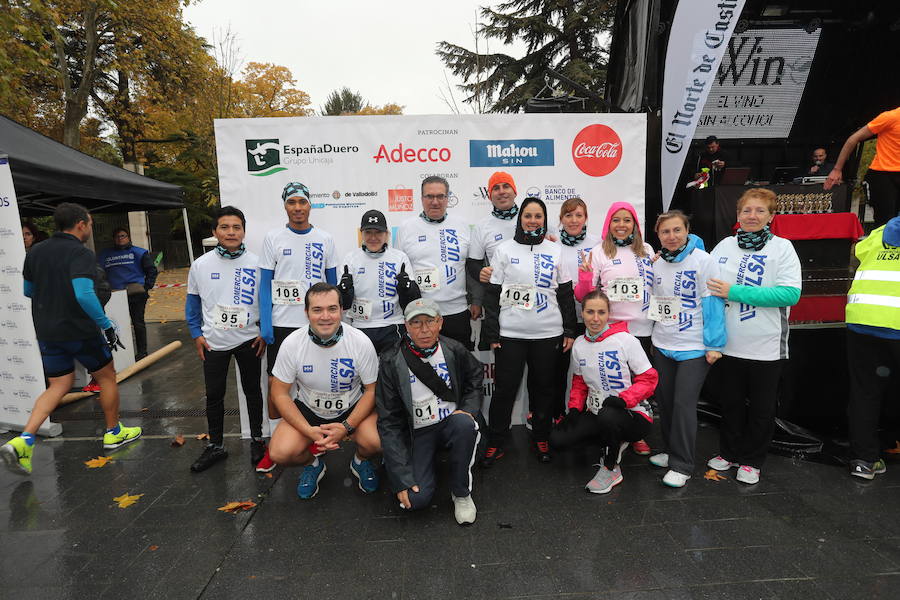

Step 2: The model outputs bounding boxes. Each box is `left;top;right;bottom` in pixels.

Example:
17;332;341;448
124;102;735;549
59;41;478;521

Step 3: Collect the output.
375;336;484;493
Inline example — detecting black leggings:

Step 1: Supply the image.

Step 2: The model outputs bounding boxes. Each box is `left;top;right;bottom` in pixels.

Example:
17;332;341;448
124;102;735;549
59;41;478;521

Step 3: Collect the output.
865;169;900;227
203;338;264;444
441;309;474;350
489;336;562;446
550;406;650;468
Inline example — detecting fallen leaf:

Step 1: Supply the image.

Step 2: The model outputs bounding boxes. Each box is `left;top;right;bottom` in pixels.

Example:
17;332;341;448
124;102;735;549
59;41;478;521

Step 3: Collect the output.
149;545;159;551
141;408;149;412
704;469;728;481
84;456;114;468
885;441;900;455
217;500;257;513
113;493;144;508
170;435;185;447
196;433;209;441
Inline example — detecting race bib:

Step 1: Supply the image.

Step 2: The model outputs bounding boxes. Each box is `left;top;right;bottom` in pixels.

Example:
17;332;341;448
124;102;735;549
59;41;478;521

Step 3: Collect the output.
412;395;440;428
213;304;251;330
272;280;304;305
500;283;536;310
648;295;678;323
586;389;604;415
415;267;441;291
350;298;373;321
607;277;642;303
301;388;354;419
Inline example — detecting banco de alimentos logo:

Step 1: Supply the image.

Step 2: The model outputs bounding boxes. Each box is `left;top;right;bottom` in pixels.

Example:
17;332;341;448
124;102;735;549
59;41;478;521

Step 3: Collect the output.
246;139;287;176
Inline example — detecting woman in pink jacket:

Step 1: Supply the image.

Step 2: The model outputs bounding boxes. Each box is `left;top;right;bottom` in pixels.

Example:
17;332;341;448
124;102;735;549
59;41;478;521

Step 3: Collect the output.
574;201;655;455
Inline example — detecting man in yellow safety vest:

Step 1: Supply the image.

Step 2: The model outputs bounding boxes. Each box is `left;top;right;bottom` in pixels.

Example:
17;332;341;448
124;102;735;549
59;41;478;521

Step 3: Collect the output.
846;216;900;479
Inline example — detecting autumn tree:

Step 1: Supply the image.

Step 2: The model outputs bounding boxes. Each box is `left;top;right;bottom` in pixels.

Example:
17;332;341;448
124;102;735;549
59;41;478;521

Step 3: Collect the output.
321;87;366;115
437;0;616;113
352;103;404;116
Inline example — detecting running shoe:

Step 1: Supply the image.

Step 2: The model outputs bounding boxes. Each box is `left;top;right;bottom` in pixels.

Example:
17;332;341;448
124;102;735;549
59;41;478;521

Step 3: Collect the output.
452;494;477;525
873;459;887;475
535;441;552;463
631;439;651;456
250;439;266;466
255;448;276;473
586;465;623;494
82;379;101;393
481;446;505;468
297;461;326;499
103;424;142;449
707;455;737;471
1;437;33;475
649;453;669;468
849;459;885;480
736;465;760;485
662;469;690;488
190;444;228;472
350;457;379;493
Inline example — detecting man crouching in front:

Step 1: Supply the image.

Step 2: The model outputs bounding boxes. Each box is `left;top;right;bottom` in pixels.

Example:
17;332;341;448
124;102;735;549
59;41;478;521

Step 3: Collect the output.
268;282;381;499
376;298;483;525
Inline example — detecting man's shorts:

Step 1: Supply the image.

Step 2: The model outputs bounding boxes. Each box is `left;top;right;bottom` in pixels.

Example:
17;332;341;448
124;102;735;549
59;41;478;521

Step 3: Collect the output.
38;336;113;378
266;326;298;376
295;399;354;427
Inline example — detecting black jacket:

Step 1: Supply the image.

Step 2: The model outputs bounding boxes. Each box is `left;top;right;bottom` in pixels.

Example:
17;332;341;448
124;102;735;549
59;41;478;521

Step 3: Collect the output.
375;335;484;493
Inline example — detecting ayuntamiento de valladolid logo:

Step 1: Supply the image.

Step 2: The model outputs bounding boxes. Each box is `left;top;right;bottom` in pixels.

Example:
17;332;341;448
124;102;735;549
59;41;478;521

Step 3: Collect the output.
245;139;286;176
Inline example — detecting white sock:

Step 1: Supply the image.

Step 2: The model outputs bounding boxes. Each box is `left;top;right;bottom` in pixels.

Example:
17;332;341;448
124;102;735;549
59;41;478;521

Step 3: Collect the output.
310;457;320;467
353;454;363;465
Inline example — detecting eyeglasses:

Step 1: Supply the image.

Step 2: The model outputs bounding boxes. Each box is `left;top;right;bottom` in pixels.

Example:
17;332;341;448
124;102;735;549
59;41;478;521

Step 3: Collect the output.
423;194;447;201
407;318;440;329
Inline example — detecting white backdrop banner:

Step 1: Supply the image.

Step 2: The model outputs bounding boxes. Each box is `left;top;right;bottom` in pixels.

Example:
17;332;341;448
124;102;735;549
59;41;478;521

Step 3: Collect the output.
696;28;821;139
661;0;745;210
215;113;646;437
0;155;57;434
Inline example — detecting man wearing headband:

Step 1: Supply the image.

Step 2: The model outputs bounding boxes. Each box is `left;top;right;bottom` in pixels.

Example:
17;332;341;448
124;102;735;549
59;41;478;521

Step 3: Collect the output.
376;298;482;525
259;182;339;392
267;283;381;499
396;176;474;349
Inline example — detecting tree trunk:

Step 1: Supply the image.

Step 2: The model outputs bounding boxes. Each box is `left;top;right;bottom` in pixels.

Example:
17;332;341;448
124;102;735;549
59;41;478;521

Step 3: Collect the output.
63;98;87;149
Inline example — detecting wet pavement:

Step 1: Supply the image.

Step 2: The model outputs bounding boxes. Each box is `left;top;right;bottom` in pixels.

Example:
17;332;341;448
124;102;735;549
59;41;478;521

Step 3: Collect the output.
1;322;899;599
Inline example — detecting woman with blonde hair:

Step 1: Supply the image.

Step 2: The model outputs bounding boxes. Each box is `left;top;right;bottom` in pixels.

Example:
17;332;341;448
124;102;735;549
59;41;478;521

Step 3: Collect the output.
705;188;801;485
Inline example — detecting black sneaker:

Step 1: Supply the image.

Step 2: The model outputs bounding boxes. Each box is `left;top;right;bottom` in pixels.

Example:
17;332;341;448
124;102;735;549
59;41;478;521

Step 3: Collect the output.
191;445;228;472
481;447;505;468
535;441;552;463
849;459;883;480
250;439;267;466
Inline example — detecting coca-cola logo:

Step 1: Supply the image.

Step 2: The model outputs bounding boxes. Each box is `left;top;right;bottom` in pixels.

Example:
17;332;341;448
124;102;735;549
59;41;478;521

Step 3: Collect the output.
571;125;622;177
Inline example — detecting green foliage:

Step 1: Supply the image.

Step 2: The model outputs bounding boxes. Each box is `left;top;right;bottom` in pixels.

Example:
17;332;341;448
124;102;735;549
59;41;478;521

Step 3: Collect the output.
436;0;616;113
321;87;367;115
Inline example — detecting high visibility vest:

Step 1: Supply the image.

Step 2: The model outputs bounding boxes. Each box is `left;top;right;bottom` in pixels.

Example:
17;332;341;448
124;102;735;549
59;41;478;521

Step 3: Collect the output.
846;224;900;331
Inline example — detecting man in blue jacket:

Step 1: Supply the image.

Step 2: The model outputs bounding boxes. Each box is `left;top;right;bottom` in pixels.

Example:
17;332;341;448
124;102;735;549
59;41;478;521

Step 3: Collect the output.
97;227;158;359
1;203;141;475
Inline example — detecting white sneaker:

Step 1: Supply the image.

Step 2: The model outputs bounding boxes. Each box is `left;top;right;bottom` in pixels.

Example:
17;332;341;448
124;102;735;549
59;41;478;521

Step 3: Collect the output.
735;465;760;485
585;465;623;494
662;469;691;488
649;453;669;468
707;455;737;471
452;494;477;525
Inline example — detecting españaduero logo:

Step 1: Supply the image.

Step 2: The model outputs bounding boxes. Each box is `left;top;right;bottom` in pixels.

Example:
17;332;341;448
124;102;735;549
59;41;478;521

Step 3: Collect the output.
245;139;286;176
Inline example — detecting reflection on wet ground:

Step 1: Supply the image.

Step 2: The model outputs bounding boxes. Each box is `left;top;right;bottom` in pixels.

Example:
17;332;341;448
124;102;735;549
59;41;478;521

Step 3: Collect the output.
1;323;899;599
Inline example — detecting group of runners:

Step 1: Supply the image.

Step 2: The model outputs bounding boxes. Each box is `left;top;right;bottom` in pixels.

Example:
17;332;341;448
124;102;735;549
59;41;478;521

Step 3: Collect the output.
2;171;805;526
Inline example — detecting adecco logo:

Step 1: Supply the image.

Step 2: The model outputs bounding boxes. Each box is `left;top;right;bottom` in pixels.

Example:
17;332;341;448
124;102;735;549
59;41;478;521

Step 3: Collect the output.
373;143;451;164
245;139;286;176
571;125;622;177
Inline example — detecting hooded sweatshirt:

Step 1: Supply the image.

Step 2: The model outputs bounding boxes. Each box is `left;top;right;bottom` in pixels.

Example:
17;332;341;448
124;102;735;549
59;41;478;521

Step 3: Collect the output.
574;202;655;336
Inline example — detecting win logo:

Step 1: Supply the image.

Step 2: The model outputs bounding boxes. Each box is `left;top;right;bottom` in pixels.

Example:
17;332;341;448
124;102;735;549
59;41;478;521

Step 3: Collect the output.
246;139;286;176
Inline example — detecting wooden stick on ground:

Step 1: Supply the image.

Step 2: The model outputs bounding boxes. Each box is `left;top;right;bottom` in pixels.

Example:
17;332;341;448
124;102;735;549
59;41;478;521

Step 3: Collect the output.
60;340;183;405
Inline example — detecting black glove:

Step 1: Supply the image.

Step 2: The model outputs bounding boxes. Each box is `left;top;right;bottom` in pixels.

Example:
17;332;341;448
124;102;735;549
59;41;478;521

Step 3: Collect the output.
337;265;354;310
104;326;125;352
396;263;421;310
557;407;582;431
602;396;626;410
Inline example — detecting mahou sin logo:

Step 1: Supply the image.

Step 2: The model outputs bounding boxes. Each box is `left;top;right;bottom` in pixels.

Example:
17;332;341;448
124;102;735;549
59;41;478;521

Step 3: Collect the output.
571;125;622;177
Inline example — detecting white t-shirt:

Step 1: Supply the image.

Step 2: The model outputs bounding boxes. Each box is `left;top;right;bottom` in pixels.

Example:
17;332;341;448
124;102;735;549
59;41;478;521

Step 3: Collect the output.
711;235;802;361
271;325;378;420
396;215;471;315
590;243;656;337
572;332;654;420
187;250;261;351
490;238;573;339
650;248;719;352
407;344;458;429
260;226;338;328
340;248;413;329
559;234;601;323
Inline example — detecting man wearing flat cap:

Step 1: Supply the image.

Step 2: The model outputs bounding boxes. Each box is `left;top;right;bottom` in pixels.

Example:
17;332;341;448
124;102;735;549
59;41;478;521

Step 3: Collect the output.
376;298;483;525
